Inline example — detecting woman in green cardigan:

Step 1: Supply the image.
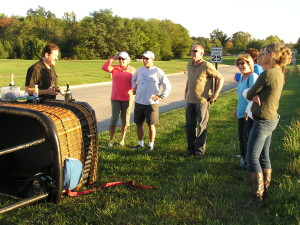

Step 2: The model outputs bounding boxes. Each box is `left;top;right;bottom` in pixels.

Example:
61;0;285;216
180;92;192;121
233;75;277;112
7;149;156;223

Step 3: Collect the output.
244;43;292;206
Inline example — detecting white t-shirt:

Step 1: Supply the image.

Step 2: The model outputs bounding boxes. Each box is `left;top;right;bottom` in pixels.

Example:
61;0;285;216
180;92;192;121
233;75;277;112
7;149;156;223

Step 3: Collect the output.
242;88;253;119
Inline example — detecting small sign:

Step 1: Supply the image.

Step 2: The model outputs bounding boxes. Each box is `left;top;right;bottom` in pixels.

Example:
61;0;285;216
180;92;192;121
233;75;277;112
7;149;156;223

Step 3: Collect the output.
210;47;223;63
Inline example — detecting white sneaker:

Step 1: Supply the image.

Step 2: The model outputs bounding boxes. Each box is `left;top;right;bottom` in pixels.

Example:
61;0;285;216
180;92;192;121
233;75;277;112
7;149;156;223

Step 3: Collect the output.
240;156;246;168
236;154;241;159
119;141;125;146
107;142;114;147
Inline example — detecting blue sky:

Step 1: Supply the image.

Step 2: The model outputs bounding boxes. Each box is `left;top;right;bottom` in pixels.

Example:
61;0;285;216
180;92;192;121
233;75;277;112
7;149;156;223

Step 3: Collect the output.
3;0;299;43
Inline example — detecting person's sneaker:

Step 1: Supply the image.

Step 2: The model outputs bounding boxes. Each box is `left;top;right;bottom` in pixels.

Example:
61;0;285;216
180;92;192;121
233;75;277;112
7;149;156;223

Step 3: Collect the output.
236;154;241;159
195;152;204;159
107;142;114;147
132;145;144;150
146;146;154;152
119;141;125;146
240;156;247;169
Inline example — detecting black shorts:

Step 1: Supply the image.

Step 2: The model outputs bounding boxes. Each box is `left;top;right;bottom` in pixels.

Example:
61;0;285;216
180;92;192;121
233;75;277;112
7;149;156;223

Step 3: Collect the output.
134;103;159;125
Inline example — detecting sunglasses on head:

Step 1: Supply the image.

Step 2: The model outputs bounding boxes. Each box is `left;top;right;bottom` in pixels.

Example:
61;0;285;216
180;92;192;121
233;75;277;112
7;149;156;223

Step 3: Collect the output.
237;61;246;66
118;57;126;61
191;50;199;53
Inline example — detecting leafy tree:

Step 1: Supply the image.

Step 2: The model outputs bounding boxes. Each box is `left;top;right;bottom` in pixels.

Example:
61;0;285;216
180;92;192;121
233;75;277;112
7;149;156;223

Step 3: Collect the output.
210;39;222;48
60;12;80;58
225;41;234;54
26;6;56;18
120;18;145;58
23;38;46;59
2;40;13;58
246;39;266;50
210;29;229;48
14;37;24;59
0;14;17;39
0;41;8;58
294;37;300;53
231;31;251;54
161;20;191;58
0;7;294;61
264;35;283;45
76;16;105;59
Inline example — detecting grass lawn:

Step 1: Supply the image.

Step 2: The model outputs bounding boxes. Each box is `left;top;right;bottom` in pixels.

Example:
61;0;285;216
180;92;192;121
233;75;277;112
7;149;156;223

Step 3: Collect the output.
0;59;190;88
0;56;237;88
0;65;299;224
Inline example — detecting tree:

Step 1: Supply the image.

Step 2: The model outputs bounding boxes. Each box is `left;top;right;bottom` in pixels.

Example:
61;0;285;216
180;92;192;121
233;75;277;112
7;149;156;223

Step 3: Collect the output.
0;7;291;60
225;41;234;54
294;37;300;53
231;31;251;54
0;41;8;58
26;6;56;18
23;38;46;59
264;35;283;45
60;12;80;58
159;20;191;59
246;39;266;51
210;29;229;48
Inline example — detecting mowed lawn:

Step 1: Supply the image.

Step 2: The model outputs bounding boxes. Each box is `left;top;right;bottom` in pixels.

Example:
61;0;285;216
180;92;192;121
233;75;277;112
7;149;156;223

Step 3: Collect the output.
0;60;299;224
0;59;189;88
0;56;237;88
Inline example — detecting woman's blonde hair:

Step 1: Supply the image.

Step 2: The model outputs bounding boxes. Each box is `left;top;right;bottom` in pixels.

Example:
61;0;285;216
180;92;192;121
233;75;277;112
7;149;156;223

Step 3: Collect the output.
265;43;292;67
235;54;254;72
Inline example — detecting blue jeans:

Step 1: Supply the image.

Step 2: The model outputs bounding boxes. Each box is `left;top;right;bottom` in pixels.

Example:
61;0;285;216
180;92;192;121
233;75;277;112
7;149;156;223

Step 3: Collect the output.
246;118;279;172
185;102;210;154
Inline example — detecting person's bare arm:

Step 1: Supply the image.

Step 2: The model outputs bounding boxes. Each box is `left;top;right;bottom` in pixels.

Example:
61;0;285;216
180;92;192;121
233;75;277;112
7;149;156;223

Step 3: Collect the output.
25;86;58;96
209;72;224;102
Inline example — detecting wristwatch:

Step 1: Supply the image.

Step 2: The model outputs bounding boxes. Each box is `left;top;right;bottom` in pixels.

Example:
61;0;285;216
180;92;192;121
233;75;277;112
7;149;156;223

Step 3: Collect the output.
158;95;164;99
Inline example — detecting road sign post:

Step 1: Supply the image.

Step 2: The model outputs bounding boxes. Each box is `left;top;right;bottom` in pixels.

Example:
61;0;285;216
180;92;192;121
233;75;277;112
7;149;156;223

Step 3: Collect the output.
210;47;223;99
210;47;223;68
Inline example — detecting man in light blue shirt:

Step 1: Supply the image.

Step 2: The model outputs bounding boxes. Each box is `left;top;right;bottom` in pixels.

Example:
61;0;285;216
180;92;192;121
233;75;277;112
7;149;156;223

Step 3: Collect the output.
131;51;172;152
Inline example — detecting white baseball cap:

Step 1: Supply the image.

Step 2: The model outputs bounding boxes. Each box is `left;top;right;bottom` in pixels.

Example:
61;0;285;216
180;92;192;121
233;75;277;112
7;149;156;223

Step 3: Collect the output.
142;51;155;59
118;52;129;59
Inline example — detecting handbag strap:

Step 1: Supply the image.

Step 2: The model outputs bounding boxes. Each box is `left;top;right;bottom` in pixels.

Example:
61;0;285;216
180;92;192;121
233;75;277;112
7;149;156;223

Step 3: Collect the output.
66;180;156;197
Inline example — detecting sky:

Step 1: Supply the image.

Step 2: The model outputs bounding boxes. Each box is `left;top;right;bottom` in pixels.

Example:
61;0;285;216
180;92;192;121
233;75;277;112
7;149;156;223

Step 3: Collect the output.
2;0;300;43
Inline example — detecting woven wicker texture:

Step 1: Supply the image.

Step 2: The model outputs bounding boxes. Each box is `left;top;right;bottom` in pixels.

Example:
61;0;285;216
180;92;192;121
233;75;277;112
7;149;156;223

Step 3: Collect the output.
45;100;99;186
0;100;98;190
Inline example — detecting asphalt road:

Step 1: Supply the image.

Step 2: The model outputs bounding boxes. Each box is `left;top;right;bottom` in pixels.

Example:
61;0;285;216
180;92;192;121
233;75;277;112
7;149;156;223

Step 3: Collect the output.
57;65;239;132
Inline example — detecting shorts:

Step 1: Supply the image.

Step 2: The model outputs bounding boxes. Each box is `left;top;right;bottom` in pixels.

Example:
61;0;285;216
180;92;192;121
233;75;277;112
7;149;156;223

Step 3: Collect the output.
134;103;159;125
110;99;132;127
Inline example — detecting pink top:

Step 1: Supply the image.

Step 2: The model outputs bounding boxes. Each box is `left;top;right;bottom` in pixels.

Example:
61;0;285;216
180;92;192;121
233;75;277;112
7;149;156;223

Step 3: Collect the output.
102;58;136;101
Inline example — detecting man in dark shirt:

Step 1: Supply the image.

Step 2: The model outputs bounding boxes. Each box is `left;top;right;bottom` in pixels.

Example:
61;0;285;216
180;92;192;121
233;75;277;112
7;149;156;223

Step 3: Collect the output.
25;43;65;99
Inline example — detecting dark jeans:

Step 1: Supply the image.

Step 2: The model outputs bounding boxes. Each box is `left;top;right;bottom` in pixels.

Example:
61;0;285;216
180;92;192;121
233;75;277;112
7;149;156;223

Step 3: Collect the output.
246;118;278;172
185;102;210;155
238;117;254;158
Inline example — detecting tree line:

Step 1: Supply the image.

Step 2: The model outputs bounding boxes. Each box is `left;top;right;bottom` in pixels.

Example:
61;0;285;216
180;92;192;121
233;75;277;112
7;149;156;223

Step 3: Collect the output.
0;7;298;61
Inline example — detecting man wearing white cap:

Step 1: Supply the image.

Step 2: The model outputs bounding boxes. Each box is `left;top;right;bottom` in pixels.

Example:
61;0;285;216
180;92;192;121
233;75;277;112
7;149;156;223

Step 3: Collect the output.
131;51;172;152
102;51;136;147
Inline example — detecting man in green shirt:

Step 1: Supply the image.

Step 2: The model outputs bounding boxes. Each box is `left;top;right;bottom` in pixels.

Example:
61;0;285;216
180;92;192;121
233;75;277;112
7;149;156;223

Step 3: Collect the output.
184;44;224;158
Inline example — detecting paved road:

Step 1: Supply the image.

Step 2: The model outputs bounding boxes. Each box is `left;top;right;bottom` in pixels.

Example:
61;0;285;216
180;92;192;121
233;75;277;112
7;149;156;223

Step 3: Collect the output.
57;65;239;132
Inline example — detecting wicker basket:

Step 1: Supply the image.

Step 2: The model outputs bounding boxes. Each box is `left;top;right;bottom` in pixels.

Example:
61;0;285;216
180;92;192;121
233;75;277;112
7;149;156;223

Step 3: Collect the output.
0;100;98;190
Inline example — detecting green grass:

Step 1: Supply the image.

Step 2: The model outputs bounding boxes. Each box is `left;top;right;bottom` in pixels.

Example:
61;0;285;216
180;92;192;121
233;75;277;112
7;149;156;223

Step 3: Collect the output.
0;65;299;224
0;56;234;89
0;59;191;88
